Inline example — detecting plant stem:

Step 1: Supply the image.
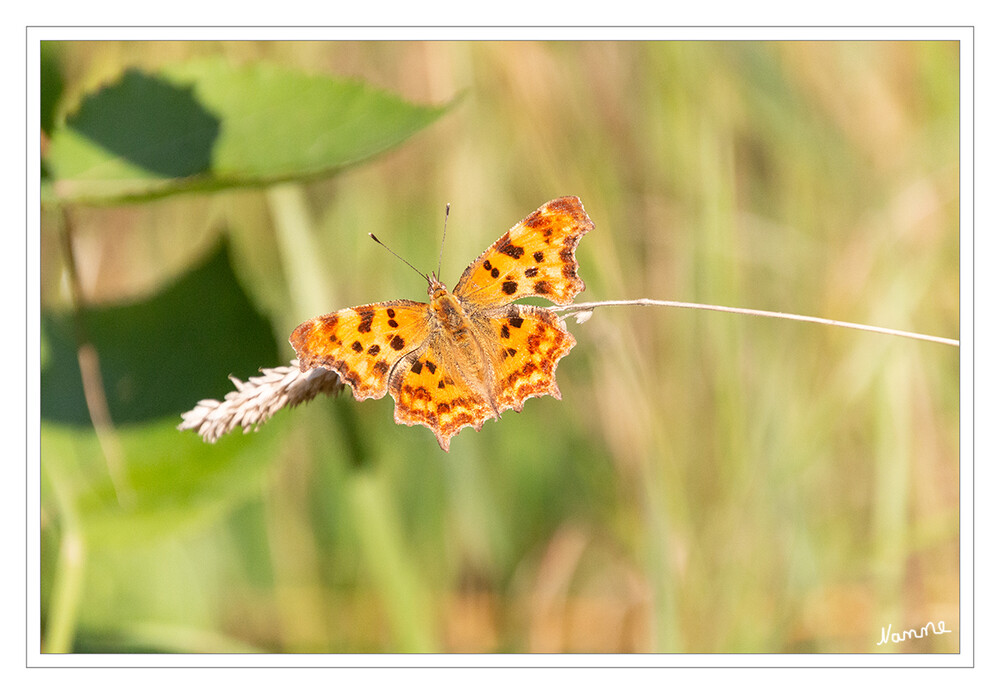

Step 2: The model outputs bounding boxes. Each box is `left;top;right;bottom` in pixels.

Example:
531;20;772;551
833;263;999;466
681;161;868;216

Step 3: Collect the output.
556;299;959;347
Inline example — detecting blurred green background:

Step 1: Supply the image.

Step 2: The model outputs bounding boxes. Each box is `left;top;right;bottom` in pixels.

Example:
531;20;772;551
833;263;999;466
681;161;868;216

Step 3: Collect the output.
39;40;959;654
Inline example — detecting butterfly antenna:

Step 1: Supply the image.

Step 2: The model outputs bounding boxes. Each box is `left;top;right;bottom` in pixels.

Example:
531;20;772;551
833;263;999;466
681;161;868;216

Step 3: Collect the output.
436;203;450;280
368;233;429;282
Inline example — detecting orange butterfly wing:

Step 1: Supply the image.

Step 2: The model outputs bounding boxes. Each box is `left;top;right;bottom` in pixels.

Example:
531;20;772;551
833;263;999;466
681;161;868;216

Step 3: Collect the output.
290;300;433;400
476;303;578;413
388;337;497;451
452;195;594;307
441;196;593;441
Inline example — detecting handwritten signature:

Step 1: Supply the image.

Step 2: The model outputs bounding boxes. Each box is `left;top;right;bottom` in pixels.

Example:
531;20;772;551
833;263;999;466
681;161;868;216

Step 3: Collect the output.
877;621;952;646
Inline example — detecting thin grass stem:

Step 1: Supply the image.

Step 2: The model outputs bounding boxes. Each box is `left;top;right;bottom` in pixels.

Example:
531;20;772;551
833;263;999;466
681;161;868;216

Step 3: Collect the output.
555;299;959;347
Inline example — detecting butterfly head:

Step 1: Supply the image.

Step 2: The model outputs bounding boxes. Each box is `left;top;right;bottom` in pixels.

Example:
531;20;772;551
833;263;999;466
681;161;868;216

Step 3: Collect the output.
426;271;470;333
426;273;450;301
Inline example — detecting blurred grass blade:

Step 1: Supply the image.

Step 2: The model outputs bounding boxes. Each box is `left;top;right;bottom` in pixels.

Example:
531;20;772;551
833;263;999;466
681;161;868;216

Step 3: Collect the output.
351;472;438;652
40;41;65;137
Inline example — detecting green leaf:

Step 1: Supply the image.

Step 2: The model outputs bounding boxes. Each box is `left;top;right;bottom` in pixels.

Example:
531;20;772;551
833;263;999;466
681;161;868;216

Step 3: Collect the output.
44;58;454;205
41;417;282;547
40;240;279;425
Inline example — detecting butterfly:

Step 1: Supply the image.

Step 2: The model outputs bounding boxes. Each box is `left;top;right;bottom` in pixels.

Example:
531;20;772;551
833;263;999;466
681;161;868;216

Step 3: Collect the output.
289;196;594;451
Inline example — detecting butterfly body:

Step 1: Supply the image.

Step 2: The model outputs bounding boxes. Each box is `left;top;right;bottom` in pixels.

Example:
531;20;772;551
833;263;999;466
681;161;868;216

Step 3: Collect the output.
290;196;594;450
415;276;500;417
